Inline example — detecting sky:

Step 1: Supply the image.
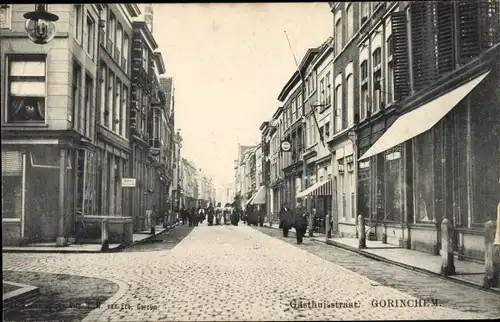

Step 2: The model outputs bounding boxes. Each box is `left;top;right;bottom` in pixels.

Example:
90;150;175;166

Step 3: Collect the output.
143;3;332;188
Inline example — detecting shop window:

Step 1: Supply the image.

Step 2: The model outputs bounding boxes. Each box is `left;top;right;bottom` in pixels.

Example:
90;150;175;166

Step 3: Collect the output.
76;149;85;216
7;56;46;123
414;130;435;222
384;145;403;222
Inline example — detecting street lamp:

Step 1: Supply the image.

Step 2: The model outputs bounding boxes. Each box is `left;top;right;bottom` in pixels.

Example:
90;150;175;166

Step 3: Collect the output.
23;4;59;45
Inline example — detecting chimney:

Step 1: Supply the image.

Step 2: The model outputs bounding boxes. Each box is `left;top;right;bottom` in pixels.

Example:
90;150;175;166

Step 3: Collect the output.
144;4;154;33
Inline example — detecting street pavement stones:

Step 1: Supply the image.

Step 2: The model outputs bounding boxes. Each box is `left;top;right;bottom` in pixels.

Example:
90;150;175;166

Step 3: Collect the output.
2;224;495;321
254;226;500;319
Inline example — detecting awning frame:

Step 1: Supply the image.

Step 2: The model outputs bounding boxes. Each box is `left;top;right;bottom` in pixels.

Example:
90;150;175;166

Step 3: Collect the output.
358;70;490;161
296;179;334;199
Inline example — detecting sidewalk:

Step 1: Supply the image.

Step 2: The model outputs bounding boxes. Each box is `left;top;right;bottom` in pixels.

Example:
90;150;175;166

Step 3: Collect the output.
2;223;179;254
263;223;499;294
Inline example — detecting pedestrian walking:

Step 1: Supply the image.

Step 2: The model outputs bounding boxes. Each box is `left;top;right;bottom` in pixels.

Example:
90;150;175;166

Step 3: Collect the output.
230;203;240;226
181;207;187;225
293;198;308;244
215;203;223;225
223;203;230;225
193;207;199;226
150;206;158;235
206;204;214;226
279;204;293;237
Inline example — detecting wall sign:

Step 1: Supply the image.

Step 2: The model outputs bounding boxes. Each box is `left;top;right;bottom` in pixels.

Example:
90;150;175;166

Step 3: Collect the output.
122;178;137;187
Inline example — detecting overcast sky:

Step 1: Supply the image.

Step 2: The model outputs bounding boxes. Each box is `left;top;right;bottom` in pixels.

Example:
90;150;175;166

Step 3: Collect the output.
144;3;332;188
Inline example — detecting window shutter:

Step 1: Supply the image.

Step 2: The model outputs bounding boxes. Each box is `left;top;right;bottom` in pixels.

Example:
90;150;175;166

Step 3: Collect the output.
437;1;454;75
391;11;409;102
410;2;438;92
458;1;481;64
479;0;500;49
2;151;22;176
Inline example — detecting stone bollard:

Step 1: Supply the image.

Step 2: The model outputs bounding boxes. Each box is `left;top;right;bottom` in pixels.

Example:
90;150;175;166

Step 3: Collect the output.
440;218;455;276
325;214;331;240
382;224;387;244
358;215;366;249
101;218;110;252
484;220;499;288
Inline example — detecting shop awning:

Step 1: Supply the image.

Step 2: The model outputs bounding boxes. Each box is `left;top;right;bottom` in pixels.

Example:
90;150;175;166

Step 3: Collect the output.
250;186;266;205
359;71;490;161
296;179;333;199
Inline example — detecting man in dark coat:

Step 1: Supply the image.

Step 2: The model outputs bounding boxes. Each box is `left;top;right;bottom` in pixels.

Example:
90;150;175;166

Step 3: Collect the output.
293;198;308;244
181;207;187;225
231;203;241;226
207;204;214;226
279;204;293;237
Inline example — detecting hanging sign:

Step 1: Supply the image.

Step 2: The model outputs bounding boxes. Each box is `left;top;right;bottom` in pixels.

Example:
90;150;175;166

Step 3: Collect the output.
281;140;292;152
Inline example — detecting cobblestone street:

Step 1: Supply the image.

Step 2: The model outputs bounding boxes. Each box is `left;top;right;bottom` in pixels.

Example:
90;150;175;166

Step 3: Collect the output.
3;224;497;321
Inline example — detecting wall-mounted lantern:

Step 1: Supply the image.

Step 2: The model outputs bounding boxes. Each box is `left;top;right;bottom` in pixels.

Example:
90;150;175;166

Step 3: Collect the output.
23;4;59;45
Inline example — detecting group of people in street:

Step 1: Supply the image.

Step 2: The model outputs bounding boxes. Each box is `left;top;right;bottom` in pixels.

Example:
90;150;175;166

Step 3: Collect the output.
177;202;245;227
278;197;330;244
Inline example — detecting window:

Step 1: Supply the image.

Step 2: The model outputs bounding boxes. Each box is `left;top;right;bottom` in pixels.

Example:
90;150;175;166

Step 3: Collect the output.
114;80;121;134
291;99;297;122
122;85;128;136
319;79;325;105
335;17;343;54
0;4;12;29
122;34;129;70
360;60;369;118
360;2;369;23
373;47;382;112
386;36;394;105
74;4;82;41
86;15;95;58
324;122;330;138
116;23;123;61
100;8;107;47
107;70;114;129
108;12;116;55
339;158;346;218
6;56;46;123
325;72;331;106
72;62;82;130
346;73;354;126
142;45;148;70
335;84;342;132
346;3;354;41
372;48;382;69
100;64;107;126
295;97;300;119
84;75;93;138
361;60;368;81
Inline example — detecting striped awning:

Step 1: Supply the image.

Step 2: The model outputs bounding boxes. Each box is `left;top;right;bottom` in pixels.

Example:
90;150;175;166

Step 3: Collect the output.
296;179;333;199
250;185;266;205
